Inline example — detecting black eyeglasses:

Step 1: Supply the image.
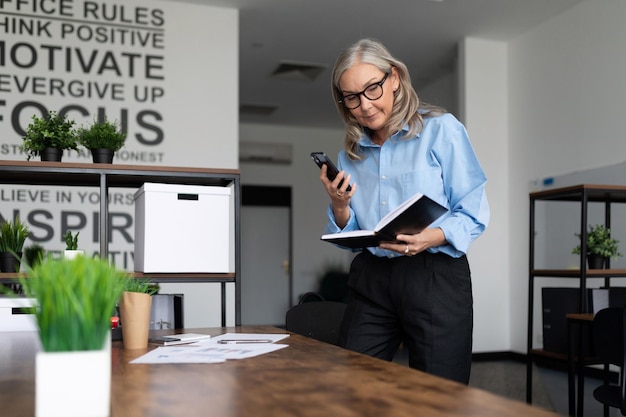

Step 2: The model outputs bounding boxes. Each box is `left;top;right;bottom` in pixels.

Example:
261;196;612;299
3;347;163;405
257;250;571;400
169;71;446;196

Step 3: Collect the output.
338;73;389;109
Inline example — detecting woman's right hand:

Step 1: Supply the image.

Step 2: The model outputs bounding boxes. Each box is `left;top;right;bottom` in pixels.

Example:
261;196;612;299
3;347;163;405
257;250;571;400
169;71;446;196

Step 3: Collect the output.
320;164;355;228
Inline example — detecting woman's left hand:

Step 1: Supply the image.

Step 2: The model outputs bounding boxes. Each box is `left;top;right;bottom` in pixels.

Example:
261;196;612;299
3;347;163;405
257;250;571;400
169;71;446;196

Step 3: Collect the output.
379;227;446;256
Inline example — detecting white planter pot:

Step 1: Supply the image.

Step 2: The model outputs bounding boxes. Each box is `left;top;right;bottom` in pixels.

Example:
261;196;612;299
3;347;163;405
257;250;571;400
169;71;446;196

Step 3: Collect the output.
36;336;111;417
63;250;84;260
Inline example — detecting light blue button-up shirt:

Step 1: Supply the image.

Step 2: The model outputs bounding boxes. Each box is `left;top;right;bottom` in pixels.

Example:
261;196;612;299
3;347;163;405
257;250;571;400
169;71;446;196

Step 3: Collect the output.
324;113;490;258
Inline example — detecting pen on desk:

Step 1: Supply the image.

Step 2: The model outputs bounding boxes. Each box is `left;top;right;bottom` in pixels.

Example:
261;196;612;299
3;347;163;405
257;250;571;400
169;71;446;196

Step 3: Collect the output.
217;339;272;344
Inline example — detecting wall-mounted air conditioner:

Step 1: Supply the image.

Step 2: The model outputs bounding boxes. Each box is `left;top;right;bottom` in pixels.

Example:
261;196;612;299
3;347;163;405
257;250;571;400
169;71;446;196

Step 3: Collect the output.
239;141;293;164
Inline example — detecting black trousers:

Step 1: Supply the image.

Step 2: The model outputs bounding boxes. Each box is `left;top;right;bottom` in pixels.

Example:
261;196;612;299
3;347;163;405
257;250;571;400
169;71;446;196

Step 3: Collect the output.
338;250;473;384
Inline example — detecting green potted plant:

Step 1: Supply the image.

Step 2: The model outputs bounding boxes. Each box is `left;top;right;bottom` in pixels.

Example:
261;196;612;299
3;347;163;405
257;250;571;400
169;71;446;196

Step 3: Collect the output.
572;224;623;269
77;117;127;164
18;256;126;417
24;243;45;268
0;216;29;273
62;230;83;259
119;278;158;349
123;279;160;295
20;110;78;161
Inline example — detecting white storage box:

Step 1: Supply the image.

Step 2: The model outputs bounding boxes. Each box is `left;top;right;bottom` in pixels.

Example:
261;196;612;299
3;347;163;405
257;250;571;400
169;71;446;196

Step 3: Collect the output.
0;297;37;331
134;183;232;273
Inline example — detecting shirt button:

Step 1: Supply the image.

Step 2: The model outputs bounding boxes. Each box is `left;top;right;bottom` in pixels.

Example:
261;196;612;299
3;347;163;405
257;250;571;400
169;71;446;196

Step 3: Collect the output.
381;175;387;180
382;201;387;206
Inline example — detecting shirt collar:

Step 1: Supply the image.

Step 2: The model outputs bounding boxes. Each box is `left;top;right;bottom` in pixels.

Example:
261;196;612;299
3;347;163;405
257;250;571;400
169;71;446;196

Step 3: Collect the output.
358;124;413;148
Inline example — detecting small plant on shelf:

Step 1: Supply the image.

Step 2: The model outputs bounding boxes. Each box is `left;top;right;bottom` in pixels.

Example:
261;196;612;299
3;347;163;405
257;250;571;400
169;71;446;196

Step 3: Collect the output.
0;217;30;272
572;224;623;259
62;231;79;250
24;244;45;268
77;117;126;151
62;231;83;259
20;110;78;161
77;117;126;163
0;217;29;255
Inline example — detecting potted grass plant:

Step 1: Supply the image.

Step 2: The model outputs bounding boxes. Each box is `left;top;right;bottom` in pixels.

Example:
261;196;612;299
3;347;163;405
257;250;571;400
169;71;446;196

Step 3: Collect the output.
19;256;127;417
24;243;45;268
0;216;29;273
119;278;158;349
572;224;623;269
20;111;78;161
77;117;127;164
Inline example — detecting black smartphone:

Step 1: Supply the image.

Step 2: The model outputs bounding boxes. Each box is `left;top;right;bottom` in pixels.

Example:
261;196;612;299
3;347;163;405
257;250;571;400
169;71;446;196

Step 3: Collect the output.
310;152;352;192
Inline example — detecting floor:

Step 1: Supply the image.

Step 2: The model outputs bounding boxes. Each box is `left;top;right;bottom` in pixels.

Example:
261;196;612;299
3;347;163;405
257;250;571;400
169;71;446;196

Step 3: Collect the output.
537;365;620;417
393;349;618;416
471;361;617;416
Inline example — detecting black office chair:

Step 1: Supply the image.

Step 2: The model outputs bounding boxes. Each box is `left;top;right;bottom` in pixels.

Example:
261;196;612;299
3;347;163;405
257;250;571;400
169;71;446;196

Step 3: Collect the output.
285;300;346;346
592;306;626;416
318;271;349;303
297;291;325;303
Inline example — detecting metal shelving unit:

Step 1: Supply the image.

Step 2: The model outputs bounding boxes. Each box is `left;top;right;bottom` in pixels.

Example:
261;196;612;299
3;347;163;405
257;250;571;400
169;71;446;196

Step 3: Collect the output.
526;184;626;413
0;160;241;325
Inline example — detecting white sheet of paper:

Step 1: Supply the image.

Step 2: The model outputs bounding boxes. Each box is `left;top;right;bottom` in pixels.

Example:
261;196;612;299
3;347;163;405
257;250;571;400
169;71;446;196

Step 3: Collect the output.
210;333;290;344
188;343;288;360
130;333;290;364
130;346;226;364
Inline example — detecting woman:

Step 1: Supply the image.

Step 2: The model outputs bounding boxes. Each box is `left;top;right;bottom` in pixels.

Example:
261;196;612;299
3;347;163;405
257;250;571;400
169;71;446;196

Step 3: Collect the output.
319;38;489;384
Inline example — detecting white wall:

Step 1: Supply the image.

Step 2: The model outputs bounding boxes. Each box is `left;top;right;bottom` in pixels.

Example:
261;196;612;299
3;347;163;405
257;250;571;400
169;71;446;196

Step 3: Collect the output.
241;0;626;353
459;38;510;352
239;123;354;302
224;0;626;352
419;69;458;117
0;1;239;328
218;0;626;349
508;0;626;352
239;47;507;351
237;66;459;307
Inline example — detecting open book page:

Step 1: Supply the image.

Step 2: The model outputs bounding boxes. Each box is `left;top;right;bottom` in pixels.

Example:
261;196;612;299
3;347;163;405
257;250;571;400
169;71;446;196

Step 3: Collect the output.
322;230;376;239
320;231;385;249
376;192;424;231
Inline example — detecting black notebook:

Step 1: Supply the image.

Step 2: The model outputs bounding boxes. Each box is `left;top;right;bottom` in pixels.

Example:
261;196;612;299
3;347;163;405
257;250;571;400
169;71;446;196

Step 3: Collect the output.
321;193;447;249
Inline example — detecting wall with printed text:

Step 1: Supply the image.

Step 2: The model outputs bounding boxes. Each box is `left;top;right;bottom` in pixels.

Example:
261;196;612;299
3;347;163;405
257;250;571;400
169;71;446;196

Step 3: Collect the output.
0;0;239;327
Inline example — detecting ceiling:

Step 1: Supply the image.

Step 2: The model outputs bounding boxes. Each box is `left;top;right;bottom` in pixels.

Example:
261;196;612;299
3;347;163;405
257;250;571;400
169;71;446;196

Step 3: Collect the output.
170;0;583;129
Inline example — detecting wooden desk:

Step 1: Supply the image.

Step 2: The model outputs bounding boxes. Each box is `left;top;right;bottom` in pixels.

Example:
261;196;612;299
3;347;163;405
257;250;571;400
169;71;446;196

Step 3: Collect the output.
1;327;560;417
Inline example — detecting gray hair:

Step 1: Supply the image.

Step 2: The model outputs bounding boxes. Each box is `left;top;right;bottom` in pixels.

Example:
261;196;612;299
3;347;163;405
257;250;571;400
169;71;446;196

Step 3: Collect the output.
331;38;444;159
